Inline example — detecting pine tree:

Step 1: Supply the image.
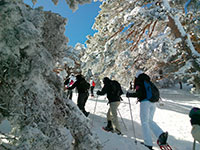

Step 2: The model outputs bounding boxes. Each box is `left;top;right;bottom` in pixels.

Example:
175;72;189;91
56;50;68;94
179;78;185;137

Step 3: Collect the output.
81;0;200;93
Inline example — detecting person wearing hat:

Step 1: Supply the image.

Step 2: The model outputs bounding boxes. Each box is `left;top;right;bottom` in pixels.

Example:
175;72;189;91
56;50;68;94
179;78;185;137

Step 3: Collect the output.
126;70;168;150
97;77;122;135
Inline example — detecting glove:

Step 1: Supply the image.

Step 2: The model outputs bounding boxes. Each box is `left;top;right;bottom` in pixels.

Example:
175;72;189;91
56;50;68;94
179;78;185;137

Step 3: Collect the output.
126;92;130;98
96;90;101;95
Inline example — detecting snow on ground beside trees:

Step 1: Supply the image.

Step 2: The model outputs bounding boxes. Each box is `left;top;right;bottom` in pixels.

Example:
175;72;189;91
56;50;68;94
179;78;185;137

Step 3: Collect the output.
70;84;200;150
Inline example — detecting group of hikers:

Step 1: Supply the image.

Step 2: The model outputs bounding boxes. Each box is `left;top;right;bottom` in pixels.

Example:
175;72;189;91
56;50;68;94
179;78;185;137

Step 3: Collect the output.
61;70;200;150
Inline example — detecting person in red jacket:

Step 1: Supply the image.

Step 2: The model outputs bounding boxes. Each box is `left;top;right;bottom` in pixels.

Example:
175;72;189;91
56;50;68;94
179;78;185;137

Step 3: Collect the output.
90;78;96;97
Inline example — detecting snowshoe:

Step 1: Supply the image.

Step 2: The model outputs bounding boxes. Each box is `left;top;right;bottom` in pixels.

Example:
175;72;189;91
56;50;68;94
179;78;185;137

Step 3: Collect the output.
157;140;172;150
102;126;114;132
84;111;90;117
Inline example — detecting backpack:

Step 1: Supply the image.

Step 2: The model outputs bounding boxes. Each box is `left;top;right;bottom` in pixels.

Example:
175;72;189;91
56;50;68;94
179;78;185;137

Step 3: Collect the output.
79;79;90;92
189;107;200;118
144;81;160;102
189;107;200;143
189;107;200;125
110;80;123;97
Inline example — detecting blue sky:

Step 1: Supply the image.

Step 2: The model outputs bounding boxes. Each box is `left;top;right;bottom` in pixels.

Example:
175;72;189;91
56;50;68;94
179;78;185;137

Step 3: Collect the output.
23;0;102;47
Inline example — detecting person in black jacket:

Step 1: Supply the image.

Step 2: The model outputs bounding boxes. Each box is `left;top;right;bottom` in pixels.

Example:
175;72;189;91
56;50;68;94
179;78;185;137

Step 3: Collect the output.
68;74;90;117
97;77;122;135
126;70;168;150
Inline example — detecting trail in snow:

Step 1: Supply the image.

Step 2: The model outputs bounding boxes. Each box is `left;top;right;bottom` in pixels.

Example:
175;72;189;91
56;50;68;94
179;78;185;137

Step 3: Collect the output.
71;86;200;150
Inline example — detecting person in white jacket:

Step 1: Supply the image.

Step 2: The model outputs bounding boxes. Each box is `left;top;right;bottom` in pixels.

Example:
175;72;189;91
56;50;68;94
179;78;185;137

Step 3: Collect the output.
64;74;76;100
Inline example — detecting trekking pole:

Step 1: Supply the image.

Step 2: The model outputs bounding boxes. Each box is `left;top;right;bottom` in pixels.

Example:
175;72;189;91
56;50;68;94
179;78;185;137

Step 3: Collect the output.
91;96;98;126
128;97;137;144
193;140;196;150
117;108;127;130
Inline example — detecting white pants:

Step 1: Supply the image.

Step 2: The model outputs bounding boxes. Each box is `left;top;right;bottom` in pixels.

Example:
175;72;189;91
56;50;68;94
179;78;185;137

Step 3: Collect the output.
140;100;163;146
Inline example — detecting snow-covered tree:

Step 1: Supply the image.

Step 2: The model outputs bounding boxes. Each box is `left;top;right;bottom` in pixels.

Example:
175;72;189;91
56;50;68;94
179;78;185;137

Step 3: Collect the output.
0;0;101;149
82;0;200;93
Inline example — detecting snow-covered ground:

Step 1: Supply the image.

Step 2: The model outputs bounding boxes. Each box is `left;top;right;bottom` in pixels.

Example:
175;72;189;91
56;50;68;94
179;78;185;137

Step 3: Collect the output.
71;85;200;150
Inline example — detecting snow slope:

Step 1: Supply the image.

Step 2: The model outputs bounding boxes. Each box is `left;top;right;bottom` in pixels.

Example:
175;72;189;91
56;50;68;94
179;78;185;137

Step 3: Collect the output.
71;85;200;150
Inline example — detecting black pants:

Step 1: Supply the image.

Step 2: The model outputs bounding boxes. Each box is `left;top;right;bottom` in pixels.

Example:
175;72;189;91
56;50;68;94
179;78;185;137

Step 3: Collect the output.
90;86;94;96
77;92;89;115
66;89;73;100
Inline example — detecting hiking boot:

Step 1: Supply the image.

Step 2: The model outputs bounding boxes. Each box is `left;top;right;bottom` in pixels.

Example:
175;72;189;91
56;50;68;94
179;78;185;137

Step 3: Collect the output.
115;129;122;135
103;120;114;131
103;126;114;132
145;145;153;150
157;132;168;145
84;111;90;117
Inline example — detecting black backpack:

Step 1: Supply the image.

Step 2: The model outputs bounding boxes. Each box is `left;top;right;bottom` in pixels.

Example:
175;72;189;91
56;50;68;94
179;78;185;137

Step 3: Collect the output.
78;79;90;92
110;80;123;97
144;81;160;102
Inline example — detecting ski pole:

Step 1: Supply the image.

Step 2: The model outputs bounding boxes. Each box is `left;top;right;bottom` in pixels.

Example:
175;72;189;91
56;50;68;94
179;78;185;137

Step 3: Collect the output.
91;96;98;126
128;97;137;144
117;108;127;130
193;140;196;150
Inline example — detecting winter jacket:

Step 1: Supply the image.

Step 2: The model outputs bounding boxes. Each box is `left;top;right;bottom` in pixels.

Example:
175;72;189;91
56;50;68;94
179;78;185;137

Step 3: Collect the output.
97;78;121;103
68;75;89;94
64;76;76;88
128;73;151;102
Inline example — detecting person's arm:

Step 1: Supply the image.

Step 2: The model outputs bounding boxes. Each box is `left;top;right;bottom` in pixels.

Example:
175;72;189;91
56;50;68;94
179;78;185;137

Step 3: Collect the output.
126;84;141;98
126;92;137;97
67;80;78;90
97;85;107;95
64;78;70;91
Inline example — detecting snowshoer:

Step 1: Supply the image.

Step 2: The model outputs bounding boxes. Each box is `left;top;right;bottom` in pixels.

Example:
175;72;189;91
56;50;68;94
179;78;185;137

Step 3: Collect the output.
126;70;168;150
90;78;96;97
129;80;134;91
67;74;90;117
189;107;200;144
97;77;123;135
64;74;76;100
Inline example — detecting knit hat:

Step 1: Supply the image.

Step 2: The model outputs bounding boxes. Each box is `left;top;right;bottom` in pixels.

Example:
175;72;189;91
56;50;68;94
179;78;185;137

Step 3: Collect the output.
135;70;143;78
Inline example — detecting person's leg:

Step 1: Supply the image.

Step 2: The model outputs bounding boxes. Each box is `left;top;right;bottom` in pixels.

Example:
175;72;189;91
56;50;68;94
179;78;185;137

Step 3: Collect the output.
77;93;88;115
148;103;168;144
107;107;112;123
110;101;121;133
69;90;73;100
91;86;94;96
83;92;89;111
77;93;84;111
140;101;153;146
81;92;89;116
149;103;163;138
104;107;113;131
66;90;70;99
